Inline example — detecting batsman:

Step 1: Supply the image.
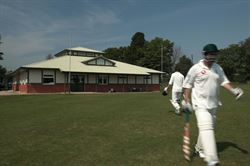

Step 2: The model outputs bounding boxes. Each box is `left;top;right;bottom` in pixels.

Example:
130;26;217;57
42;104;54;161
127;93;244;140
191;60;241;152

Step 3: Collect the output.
182;44;244;166
163;66;184;114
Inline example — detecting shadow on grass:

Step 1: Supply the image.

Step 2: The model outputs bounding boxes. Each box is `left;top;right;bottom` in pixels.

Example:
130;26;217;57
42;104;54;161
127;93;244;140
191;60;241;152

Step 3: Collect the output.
217;141;249;154
189;142;249;163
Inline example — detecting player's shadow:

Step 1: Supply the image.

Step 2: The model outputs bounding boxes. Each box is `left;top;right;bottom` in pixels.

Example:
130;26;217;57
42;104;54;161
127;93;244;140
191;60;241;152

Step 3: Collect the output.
217;141;248;154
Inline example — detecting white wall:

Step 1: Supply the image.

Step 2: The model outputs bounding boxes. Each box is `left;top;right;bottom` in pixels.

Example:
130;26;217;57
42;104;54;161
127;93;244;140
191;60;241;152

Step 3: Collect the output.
29;69;41;83
151;74;160;84
136;76;143;84
109;75;117;84
43;70;54;75
56;71;65;83
128;75;136;84
86;74;155;84
26;70;160;85
28;69;66;84
13;74;19;84
145;76;152;84
20;71;28;85
88;74;96;83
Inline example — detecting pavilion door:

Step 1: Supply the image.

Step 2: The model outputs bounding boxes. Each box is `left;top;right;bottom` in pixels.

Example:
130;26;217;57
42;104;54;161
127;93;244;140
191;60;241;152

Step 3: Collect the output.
70;75;85;92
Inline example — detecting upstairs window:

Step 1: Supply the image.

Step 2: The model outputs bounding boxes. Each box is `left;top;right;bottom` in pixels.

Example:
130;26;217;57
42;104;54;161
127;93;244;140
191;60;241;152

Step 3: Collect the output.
96;58;105;65
84;57;115;66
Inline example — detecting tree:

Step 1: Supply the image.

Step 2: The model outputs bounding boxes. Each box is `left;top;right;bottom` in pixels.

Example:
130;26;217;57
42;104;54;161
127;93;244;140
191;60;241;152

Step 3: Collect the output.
104;33;174;73
104;46;128;62
171;46;183;72
130;32;145;48
175;55;193;76
126;32;146;65
0;34;5;89
218;44;239;80
240;38;250;81
218;37;250;82
0;65;6;89
142;37;173;73
46;54;54;60
0;34;3;60
0;51;3;60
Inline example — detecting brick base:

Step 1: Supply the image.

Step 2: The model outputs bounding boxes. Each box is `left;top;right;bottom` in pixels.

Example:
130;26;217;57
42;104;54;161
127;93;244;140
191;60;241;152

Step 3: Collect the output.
85;84;160;92
13;83;160;93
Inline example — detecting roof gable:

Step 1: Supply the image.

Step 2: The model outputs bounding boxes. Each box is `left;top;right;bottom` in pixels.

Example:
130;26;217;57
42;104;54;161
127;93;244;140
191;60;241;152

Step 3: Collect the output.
82;56;115;66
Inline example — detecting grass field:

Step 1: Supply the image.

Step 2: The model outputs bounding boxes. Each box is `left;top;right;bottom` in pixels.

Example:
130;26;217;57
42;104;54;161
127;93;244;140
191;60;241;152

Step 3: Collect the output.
0;84;250;166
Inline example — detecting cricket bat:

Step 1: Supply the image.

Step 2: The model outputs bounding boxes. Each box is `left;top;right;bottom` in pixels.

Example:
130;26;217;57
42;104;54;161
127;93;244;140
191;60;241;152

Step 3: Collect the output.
182;109;191;161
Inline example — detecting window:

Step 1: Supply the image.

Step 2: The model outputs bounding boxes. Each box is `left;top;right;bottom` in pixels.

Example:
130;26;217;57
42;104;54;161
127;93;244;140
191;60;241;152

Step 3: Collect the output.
96;58;105;65
98;75;108;85
43;74;54;85
85;57;115;66
88;60;96;65
105;61;113;66
144;75;151;84
118;75;128;84
78;52;87;56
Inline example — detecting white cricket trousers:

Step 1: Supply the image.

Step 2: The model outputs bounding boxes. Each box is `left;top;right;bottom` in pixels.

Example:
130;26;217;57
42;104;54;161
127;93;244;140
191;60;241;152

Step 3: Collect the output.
171;91;182;110
195;108;219;163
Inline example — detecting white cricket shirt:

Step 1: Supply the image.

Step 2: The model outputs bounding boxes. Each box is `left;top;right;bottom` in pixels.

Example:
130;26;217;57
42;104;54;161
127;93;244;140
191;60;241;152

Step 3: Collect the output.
169;71;184;92
183;59;230;109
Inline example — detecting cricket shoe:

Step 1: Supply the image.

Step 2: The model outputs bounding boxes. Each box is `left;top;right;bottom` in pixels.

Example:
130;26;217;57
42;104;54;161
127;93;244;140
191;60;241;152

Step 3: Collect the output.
195;147;205;158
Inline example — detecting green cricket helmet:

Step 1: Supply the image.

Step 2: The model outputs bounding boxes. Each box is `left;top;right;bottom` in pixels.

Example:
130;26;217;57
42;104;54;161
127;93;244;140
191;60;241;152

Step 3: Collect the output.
202;44;219;54
203;44;219;62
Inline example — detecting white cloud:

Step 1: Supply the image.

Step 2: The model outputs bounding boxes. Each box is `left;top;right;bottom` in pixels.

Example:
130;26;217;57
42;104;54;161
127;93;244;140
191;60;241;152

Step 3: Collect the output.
4;32;54;56
85;8;121;25
0;1;124;70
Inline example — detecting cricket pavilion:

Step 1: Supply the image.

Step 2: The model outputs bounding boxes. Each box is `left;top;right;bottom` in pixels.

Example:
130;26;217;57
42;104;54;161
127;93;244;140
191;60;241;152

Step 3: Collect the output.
12;47;163;93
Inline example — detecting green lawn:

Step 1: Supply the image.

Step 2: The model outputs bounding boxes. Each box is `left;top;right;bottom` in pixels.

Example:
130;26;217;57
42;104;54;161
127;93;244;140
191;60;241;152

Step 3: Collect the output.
0;84;250;166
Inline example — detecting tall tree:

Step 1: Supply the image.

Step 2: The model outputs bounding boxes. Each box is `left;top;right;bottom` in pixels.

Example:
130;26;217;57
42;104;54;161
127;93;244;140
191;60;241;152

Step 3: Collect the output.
126;32;146;65
104;46;128;62
0;34;9;89
172;46;183;72
175;55;193;76
0;65;6;88
130;32;145;48
104;33;174;73
142;37;173;73
240;38;250;80
46;54;54;60
0;51;3;60
0;34;3;60
218;37;250;82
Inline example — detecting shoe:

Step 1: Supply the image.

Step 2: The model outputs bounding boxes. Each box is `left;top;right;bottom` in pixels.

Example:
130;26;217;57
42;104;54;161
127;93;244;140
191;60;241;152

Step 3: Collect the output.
195;147;205;158
207;161;219;166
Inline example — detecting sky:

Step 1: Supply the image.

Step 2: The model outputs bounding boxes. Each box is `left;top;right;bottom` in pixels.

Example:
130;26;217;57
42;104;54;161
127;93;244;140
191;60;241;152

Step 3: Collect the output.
0;0;250;71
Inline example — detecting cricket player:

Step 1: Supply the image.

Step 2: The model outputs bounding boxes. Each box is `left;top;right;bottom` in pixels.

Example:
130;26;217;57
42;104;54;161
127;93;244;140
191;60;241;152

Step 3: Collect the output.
182;44;244;166
164;66;184;114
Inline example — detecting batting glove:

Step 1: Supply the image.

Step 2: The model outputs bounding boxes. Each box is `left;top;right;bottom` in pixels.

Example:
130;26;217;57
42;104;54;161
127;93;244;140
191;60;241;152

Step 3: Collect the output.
230;87;244;100
163;87;168;91
162;90;168;96
181;100;193;113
